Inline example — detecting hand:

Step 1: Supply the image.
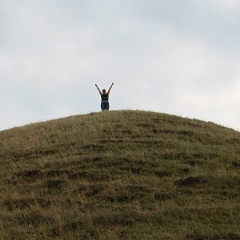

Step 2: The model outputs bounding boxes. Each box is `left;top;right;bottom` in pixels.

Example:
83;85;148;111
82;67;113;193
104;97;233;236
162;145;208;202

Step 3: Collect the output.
95;84;97;87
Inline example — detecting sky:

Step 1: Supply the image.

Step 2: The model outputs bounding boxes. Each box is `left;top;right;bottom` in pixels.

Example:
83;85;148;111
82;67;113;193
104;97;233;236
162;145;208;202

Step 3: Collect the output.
1;0;240;131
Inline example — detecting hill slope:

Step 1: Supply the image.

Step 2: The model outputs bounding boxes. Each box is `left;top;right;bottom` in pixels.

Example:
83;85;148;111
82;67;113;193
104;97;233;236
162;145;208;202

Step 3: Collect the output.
0;110;240;239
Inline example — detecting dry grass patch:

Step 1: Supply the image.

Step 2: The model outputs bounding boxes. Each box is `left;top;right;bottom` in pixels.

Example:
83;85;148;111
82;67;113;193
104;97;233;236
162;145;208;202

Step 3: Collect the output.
0;110;240;239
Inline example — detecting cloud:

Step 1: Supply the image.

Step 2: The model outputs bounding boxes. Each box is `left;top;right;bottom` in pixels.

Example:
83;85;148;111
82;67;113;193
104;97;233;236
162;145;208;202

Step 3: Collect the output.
0;0;240;130
215;0;239;8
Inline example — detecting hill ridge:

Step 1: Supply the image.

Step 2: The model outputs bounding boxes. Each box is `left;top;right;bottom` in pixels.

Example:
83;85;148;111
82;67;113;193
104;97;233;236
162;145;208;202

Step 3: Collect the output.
0;110;240;239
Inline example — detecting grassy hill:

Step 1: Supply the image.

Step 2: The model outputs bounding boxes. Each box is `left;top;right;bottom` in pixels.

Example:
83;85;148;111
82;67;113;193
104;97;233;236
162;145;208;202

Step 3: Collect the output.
0;110;240;240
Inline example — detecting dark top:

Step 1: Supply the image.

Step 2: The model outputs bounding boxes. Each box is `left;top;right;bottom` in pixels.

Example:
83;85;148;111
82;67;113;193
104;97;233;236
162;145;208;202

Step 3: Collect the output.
101;93;109;102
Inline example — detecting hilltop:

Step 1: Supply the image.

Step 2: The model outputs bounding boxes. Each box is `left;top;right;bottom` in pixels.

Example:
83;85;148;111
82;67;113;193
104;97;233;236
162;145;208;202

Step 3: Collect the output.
0;110;240;239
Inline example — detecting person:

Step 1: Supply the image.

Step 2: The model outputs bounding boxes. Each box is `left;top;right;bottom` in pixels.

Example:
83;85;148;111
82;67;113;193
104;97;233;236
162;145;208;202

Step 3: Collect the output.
95;83;114;111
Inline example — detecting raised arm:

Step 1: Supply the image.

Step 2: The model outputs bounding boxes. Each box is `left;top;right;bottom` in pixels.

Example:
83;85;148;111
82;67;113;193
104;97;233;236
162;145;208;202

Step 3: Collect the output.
95;84;102;95
107;82;114;94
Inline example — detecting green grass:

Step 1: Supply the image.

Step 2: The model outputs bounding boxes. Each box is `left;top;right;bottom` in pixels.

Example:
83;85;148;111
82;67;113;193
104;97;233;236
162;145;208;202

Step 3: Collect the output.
0;110;240;239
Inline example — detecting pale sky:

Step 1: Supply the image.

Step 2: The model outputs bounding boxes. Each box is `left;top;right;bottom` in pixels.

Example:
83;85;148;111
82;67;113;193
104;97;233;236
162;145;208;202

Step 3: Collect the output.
1;0;240;131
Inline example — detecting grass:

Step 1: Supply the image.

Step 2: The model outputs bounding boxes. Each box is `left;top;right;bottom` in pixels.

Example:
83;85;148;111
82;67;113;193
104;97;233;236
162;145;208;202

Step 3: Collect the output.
0;110;240;239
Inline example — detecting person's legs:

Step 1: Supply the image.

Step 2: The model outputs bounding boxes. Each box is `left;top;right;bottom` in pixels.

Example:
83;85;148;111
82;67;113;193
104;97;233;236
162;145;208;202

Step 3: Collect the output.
101;102;110;111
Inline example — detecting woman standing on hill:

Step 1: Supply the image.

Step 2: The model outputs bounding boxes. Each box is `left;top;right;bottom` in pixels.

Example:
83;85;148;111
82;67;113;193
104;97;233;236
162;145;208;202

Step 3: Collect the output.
95;83;114;111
